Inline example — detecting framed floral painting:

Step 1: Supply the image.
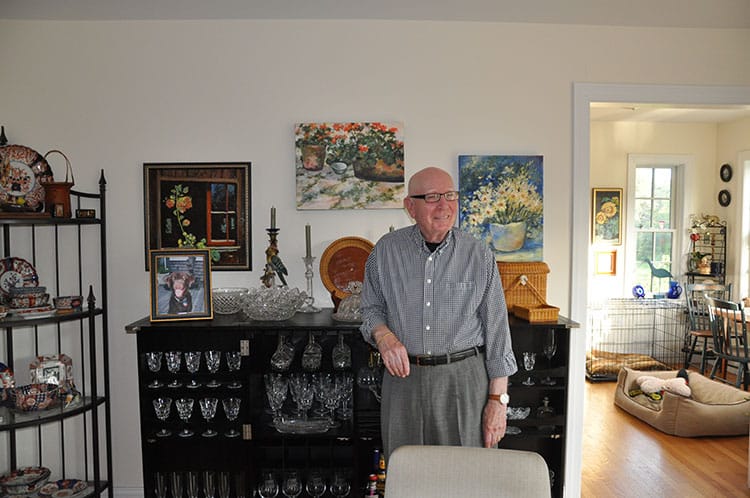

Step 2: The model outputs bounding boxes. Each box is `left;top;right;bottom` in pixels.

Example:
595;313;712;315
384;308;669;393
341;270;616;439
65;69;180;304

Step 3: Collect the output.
143;162;251;271
458;155;544;262
295;122;404;209
591;188;623;245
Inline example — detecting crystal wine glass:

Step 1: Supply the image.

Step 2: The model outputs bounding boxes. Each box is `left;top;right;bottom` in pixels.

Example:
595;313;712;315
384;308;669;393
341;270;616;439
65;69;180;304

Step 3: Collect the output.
203;471;216;498
165;351;182;388
170;472;184;498
337;372;354;420
152;397;172;437
184;351;202;389
329;471;351;498
270;334;295;372
305;472;326;498
146;351;164;389
222;397;241;438
226;350;242;389
175;397;195;437
205;350;222;388
281;470;303;498
218;472;231;498
186;472;200;498
332;333;352;370
264;373;288;422
199;397;219;437
522;352;536;386
289;373;314;420
541;331;558;386
155;472;167;498
257;472;279;498
301;331;322;372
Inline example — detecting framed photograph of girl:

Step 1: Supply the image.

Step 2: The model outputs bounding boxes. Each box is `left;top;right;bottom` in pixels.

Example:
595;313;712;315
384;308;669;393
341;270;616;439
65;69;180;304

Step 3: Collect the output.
149;249;213;322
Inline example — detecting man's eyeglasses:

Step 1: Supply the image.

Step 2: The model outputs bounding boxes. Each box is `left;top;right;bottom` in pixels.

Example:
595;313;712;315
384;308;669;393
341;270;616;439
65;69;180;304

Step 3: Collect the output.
409;191;459;203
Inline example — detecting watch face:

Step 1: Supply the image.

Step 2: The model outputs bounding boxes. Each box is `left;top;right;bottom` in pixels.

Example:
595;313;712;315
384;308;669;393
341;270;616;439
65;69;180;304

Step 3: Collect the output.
500;393;510;404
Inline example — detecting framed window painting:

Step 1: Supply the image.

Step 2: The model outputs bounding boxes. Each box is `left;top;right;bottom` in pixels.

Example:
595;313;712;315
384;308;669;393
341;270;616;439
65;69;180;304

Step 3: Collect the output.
144;162;251;271
591;188;623;245
149;249;213;322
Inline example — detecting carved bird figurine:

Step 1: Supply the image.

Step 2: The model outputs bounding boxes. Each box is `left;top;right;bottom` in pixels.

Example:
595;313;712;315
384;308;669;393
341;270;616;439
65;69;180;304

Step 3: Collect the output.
269;254;288;286
644;259;673;280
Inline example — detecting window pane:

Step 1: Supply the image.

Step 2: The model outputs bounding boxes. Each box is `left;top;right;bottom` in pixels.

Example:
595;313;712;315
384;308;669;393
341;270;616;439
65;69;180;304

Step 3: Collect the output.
653;168;672;198
211;183;227;208
654;232;673;267
211;214;227;240
653;200;671;229
635;168;653;197
228;214;237;240
634;199;653;229
227;184;236;208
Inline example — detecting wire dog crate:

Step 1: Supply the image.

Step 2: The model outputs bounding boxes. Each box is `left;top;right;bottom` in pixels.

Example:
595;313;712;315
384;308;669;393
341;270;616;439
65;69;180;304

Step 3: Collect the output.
587;298;687;381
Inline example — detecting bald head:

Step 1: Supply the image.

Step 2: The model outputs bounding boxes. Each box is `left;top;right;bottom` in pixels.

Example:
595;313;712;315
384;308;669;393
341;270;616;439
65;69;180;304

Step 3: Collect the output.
407;167;455;196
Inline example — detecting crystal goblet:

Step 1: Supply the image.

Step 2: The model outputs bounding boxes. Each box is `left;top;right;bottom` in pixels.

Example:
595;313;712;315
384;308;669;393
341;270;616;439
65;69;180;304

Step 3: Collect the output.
305;472;326;498
270;334;295;372
222;397;241;438
332;333;352;370
281;470;303;498
329;471;351;498
199;397;219;437
522;351;536;386
257;472;279;498
146;351;164;389
184;351;202;389
165;351;182;388
152;397;172;437
264;373;288;422
186;472;199;498
541;331;558;386
205;350;221;388
175;397;194;437
154;472;167;498
226;350;242;389
203;471;216;498
170;472;184;498
301;332;322;372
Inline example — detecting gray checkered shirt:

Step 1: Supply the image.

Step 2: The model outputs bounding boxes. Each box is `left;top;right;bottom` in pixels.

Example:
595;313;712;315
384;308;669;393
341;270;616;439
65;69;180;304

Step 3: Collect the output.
360;225;517;379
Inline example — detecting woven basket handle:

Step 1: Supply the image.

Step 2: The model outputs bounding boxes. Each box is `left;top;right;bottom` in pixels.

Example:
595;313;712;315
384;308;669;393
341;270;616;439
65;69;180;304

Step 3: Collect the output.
504;274;548;305
43;149;75;184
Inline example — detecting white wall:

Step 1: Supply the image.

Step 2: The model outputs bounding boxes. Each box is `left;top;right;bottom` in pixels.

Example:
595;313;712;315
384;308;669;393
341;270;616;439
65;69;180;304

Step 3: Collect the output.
2;18;750;496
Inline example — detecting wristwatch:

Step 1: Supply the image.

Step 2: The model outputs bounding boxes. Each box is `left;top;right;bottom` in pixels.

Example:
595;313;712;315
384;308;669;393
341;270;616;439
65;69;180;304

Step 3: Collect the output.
488;393;510;405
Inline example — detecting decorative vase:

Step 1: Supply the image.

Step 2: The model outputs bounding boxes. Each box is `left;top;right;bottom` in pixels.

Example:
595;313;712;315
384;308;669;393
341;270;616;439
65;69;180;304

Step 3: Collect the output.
667;281;682;299
301;144;326;171
488;221;526;252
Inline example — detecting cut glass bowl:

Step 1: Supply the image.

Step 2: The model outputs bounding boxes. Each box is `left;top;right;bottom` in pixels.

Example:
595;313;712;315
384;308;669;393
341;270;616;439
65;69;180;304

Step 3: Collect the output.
243;286;307;321
212;287;249;315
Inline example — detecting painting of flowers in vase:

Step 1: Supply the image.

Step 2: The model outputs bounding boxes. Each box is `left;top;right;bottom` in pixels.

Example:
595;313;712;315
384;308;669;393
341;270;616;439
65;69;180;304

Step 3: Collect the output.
458;155;544;262
295;122;404;209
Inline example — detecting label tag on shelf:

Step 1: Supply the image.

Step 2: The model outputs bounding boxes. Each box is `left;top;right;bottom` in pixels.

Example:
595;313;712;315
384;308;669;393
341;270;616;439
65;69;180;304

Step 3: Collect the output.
240;340;250;356
242;423;253;440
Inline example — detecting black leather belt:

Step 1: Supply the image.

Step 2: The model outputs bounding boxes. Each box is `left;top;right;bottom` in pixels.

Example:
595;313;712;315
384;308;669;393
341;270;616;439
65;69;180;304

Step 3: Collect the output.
408;345;485;366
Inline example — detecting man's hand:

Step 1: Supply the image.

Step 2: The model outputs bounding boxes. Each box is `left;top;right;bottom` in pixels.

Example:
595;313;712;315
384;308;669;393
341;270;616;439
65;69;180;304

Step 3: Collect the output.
482;399;507;447
373;327;410;378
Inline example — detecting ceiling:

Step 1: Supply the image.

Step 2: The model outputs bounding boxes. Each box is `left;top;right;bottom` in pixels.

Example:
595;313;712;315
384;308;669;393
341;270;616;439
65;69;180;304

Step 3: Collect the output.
590;103;750;123
3;0;750;28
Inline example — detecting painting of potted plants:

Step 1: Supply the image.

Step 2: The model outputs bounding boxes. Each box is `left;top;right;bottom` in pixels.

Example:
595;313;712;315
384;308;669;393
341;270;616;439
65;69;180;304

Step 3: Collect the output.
458;155;544;262
295;122;404;210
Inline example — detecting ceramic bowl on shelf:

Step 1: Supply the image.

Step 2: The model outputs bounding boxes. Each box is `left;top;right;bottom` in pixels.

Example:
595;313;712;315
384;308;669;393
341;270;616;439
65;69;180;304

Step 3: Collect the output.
10;383;60;411
242;286;307;321
9;291;50;309
0;466;51;496
212;287;249;315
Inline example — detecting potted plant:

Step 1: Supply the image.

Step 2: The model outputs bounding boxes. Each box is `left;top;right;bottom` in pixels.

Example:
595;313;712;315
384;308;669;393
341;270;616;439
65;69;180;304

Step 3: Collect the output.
295;123;334;171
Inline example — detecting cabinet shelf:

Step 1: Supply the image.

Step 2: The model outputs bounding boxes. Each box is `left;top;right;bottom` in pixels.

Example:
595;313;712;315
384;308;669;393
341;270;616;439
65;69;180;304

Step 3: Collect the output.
0;395;106;431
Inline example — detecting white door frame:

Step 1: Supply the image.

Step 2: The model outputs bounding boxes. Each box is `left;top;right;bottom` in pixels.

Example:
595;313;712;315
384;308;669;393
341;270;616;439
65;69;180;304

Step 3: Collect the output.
568;83;750;498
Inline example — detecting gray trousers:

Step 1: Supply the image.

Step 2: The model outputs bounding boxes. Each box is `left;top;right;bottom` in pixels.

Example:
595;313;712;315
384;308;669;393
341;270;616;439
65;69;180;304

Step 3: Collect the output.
380;353;489;459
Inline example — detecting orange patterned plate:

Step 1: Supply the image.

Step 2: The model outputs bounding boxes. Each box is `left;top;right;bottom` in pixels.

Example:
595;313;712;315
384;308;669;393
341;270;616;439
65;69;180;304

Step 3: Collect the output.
319;236;374;300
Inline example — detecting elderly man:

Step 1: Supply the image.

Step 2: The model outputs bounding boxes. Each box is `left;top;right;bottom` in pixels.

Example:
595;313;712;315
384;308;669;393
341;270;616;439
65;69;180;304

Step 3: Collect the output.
360;166;517;458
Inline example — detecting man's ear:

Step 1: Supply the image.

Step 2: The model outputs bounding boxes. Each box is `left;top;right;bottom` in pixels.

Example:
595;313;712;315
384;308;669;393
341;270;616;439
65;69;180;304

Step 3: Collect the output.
403;197;415;219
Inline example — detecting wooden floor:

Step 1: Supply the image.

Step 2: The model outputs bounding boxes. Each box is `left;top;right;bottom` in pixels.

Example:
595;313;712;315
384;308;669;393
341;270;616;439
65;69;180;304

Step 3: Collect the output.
582;380;749;497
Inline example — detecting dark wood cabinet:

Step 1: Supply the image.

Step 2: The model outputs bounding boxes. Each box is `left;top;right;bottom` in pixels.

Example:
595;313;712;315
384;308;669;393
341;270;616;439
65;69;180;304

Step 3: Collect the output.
127;311;577;497
499;315;578;498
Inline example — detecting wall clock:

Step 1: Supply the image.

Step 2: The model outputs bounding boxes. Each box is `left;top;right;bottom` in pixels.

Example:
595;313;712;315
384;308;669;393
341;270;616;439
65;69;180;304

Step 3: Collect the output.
720;163;732;182
718;189;731;207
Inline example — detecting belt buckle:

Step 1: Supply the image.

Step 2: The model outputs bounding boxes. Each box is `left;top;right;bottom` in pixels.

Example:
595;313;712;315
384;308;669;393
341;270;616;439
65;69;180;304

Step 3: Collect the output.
415;355;431;366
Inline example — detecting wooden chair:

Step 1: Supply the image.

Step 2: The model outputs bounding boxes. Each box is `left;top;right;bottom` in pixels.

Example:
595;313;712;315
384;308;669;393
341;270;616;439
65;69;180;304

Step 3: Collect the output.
684;282;731;374
705;296;750;390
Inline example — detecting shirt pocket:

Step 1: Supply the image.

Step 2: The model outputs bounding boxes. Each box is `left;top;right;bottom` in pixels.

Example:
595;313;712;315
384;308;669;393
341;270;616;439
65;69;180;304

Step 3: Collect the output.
441;281;478;318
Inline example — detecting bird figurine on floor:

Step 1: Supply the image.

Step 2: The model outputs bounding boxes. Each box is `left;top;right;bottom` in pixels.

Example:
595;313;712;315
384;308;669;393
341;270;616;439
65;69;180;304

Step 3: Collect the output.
643;259;673;293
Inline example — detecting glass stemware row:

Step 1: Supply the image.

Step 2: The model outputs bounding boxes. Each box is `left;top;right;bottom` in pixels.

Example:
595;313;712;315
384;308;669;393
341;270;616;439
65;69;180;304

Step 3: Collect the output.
258;469;351;498
264;372;354;423
145;350;243;389
154;471;247;498
152;396;241;438
270;332;352;373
